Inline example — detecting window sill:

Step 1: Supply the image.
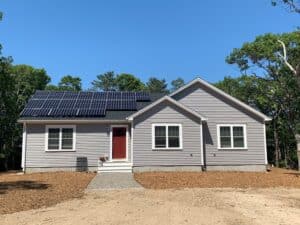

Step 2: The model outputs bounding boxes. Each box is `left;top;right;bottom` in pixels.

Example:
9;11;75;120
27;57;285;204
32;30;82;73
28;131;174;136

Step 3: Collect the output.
45;150;76;152
218;148;248;151
152;148;183;151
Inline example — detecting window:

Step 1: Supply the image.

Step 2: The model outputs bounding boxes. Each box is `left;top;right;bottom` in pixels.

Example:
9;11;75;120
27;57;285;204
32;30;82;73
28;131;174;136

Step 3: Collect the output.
217;124;247;149
46;125;76;151
152;124;182;149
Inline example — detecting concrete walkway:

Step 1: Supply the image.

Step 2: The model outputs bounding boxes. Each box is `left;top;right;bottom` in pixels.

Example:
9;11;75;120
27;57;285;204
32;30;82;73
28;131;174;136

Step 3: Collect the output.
86;173;142;190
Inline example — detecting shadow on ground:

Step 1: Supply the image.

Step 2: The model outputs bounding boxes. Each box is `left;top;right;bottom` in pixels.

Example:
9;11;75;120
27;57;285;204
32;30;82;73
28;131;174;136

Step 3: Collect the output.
0;180;50;194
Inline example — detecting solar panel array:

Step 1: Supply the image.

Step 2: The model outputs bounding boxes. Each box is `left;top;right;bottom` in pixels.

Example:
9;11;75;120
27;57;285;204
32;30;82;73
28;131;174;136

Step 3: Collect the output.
21;91;151;118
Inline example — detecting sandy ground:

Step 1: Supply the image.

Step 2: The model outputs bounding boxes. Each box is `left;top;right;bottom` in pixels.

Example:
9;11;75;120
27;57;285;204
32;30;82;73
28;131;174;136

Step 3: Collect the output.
1;188;300;225
0;172;95;214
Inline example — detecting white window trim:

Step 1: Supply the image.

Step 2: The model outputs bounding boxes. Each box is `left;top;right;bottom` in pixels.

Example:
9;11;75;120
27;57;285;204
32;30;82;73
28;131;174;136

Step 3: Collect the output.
45;125;76;152
217;124;247;150
152;123;183;150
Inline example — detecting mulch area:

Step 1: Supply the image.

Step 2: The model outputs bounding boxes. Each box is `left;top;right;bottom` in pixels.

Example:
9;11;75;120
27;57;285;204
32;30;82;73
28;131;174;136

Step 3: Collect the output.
0;171;95;214
134;167;300;189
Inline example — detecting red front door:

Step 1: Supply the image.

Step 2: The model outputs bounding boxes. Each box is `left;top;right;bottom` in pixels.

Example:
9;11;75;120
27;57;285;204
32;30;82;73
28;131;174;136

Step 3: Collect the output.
112;127;127;159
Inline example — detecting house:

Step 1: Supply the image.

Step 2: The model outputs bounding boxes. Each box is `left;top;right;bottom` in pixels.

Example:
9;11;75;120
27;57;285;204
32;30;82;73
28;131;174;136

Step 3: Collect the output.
18;77;271;173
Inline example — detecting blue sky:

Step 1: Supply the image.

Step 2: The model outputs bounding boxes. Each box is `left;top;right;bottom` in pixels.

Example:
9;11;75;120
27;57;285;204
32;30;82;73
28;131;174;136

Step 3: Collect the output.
1;0;299;89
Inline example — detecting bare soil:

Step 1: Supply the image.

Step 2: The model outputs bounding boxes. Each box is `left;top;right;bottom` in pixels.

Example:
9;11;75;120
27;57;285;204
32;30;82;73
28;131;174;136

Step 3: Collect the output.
1;188;300;225
0;171;95;214
134;167;300;189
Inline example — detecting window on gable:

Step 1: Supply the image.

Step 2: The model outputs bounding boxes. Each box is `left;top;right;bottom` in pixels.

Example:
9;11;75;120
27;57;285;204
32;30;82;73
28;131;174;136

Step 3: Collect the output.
153;124;182;149
46;126;75;151
218;125;247;149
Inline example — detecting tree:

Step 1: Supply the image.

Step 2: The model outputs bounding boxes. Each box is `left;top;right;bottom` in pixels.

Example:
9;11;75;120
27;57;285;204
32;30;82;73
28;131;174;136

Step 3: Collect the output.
272;0;300;13
170;78;185;92
146;77;169;93
0;52;15;170
12;65;50;112
226;31;300;168
58;75;82;91
91;71;116;91
115;73;145;91
45;84;59;91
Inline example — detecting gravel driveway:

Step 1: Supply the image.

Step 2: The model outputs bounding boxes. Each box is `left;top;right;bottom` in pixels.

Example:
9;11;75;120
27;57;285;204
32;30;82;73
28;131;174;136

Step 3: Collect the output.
1;188;300;225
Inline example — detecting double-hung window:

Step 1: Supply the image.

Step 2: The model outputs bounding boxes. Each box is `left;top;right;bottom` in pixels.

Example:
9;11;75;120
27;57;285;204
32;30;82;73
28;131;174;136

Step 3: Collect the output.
152;124;182;149
46;125;76;151
217;124;247;149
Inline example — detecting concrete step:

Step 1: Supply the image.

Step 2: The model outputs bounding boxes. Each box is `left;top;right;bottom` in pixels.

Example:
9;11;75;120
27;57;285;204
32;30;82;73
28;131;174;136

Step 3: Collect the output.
102;162;132;167
98;162;132;173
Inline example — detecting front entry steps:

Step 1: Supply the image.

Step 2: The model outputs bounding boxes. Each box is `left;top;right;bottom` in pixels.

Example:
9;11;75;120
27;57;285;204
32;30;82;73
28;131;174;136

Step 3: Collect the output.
98;162;132;173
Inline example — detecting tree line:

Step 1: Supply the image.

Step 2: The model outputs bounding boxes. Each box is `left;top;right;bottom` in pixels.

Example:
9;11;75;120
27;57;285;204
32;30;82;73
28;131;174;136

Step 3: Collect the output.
0;0;299;170
45;71;185;94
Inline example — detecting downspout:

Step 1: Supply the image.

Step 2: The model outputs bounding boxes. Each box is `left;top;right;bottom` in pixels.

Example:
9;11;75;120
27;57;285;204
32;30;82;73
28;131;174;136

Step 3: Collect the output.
200;120;205;171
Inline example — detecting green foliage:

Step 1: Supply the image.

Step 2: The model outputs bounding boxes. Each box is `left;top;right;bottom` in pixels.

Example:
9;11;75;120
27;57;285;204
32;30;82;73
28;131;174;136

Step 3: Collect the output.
45;84;60;91
91;71;116;91
170;78;185;92
271;0;300;13
224;31;300;168
58;75;82;91
12;65;50;111
0;60;51;170
115;73;145;91
46;75;82;91
146;77;169;93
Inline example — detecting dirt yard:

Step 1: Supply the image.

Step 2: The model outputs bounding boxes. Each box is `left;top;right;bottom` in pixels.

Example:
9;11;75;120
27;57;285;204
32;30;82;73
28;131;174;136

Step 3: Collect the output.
0;171;95;214
135;167;300;189
1;188;300;225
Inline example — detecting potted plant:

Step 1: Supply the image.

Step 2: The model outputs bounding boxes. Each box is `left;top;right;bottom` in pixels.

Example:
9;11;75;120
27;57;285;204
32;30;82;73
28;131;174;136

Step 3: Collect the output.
98;155;108;167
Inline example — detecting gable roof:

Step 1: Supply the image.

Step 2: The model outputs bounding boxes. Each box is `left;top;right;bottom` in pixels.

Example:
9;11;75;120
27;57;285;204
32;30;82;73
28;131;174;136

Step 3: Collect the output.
170;77;272;122
127;96;207;121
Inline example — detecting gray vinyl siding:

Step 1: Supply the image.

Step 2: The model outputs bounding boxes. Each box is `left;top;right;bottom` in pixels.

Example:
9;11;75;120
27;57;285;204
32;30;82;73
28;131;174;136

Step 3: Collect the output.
133;101;202;166
173;82;266;165
25;123;131;168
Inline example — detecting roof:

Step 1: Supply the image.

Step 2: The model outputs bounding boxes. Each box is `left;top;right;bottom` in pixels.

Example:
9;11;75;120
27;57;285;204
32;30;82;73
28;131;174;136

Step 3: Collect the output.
19;91;165;121
170;77;272;122
127;96;207;121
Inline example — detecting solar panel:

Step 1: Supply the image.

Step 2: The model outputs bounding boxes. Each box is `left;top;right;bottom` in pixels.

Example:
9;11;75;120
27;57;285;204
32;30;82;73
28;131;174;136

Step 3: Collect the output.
77;108;105;117
49;108;78;117
63;92;79;99
93;92;107;100
78;92;93;99
32;91;49;99
58;99;76;108
107;92;121;100
21;108;39;117
90;100;106;109
74;99;91;109
106;100;121;110
48;92;65;99
136;92;150;101
122;92;136;100
23;90;152;118
37;108;52;116
121;100;137;110
43;100;60;108
26;100;44;108
21;108;51;117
